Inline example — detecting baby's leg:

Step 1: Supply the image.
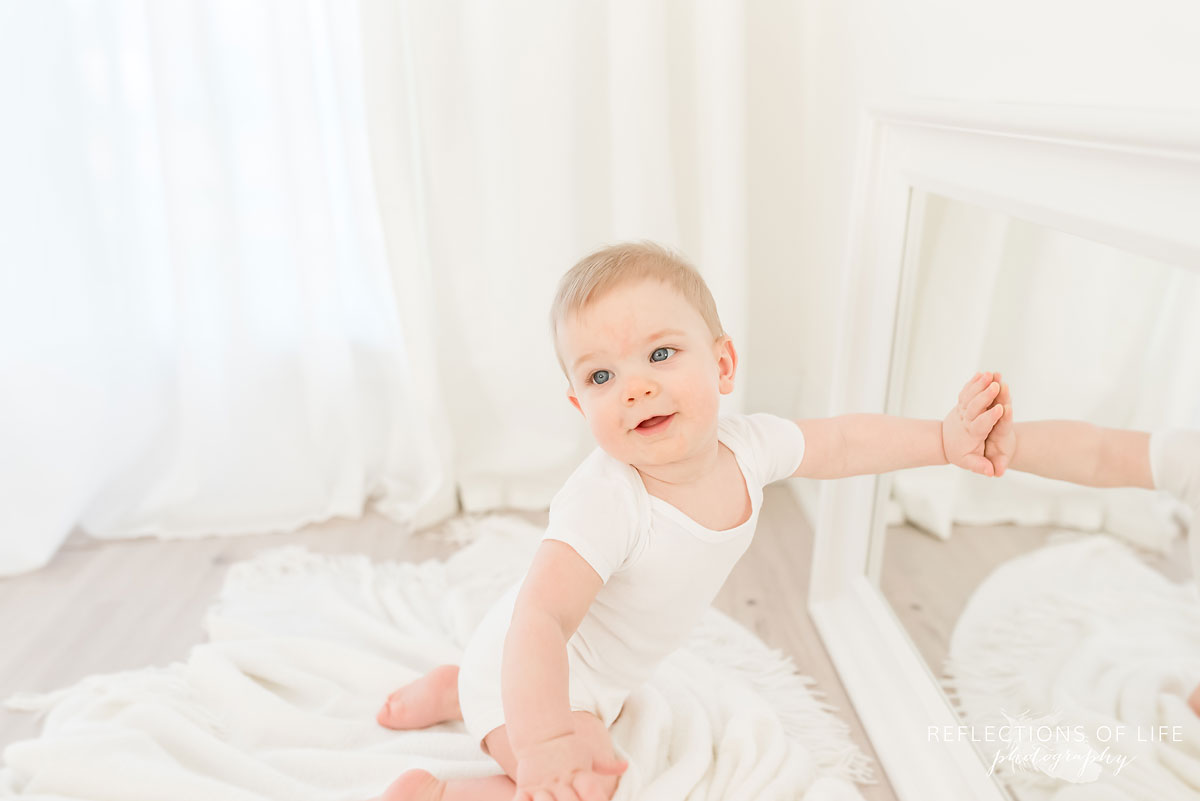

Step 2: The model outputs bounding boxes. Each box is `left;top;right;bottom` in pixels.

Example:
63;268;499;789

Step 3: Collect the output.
377;664;462;730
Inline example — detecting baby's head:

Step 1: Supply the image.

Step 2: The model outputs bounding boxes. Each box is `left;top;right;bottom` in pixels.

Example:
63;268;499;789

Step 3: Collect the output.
549;241;737;469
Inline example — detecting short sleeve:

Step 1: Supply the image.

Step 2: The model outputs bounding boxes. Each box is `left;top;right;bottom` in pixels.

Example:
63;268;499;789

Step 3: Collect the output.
722;413;806;486
541;477;641;584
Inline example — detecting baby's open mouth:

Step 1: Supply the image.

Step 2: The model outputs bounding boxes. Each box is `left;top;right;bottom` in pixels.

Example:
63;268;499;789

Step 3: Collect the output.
635;414;674;432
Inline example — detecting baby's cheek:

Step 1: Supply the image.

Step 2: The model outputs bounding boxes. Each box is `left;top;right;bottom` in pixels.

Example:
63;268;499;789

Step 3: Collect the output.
684;381;719;416
593;411;620;442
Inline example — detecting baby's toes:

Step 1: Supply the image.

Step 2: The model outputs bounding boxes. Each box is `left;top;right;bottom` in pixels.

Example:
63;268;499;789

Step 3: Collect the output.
377;694;404;728
377;769;445;801
377;684;450;730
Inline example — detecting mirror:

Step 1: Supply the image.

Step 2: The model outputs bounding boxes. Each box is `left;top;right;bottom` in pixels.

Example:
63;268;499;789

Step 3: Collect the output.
874;191;1200;799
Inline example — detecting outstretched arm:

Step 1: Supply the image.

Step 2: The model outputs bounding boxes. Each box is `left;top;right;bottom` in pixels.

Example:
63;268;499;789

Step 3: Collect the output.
792;371;1006;479
793;415;947;479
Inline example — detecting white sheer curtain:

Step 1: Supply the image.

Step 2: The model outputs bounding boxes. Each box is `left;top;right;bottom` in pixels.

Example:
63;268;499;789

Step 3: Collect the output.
359;0;749;511
0;0;452;576
0;1;750;575
890;194;1200;549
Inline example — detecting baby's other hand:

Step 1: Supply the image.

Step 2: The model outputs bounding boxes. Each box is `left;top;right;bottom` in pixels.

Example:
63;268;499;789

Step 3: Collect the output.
984;373;1015;476
942;371;1006;477
512;730;627;801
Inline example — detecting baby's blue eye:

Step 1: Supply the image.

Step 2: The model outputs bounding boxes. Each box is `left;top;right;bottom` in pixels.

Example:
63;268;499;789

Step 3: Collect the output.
589;370;611;385
651;347;675;362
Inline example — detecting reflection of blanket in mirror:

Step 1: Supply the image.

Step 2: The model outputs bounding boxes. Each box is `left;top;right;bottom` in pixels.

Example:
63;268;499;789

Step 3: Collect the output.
1;515;870;801
944;534;1200;801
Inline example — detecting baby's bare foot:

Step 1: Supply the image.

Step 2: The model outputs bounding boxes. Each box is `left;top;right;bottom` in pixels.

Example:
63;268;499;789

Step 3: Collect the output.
375;769;446;801
1190;683;1200;717
377;664;460;730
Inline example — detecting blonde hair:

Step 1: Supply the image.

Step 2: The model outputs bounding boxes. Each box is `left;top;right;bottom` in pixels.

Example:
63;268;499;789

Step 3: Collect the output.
549;241;726;381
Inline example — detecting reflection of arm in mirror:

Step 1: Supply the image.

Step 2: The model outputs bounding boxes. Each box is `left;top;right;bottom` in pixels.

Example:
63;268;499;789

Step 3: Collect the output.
977;372;1158;489
1005;399;1155;491
790;371;1008;480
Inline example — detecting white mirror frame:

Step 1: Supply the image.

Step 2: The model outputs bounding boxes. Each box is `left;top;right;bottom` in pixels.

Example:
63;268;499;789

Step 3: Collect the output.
807;101;1200;801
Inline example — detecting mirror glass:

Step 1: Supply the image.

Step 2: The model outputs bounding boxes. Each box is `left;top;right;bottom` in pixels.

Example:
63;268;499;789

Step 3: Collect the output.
873;191;1200;800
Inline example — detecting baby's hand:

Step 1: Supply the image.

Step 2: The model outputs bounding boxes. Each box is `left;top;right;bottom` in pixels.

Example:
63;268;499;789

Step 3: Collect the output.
942;371;1007;477
512;730;628;801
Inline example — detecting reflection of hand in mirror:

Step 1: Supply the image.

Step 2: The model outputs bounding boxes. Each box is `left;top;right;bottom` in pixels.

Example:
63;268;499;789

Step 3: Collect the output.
941;371;1007;476
982;373;1015;477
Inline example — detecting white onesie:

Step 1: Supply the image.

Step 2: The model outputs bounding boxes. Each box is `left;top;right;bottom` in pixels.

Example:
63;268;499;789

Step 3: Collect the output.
457;412;807;748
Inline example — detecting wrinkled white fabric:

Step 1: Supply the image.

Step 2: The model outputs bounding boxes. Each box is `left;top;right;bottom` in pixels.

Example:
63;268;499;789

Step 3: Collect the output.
1;515;871;801
945;534;1200;801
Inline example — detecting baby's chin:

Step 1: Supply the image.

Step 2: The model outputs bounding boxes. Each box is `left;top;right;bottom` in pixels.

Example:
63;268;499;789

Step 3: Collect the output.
625;434;706;466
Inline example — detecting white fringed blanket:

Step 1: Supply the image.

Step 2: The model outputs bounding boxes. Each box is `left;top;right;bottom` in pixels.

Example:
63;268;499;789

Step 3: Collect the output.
1;515;871;801
944;534;1200;801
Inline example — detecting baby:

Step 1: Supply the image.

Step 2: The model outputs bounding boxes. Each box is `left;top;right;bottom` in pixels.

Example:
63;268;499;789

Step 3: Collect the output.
369;241;1200;801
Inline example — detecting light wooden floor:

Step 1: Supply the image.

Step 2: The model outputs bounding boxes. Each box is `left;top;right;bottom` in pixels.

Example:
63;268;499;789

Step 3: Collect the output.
0;484;899;800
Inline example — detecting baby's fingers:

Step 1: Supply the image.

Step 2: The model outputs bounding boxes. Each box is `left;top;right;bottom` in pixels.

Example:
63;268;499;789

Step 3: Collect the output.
527;786;574;801
573;773;613;801
970;402;1005;437
550;784;583;801
995;381;1013;421
960;452;995;477
957;371;992;408
963;380;1001;419
515;787;566;801
592;756;628;776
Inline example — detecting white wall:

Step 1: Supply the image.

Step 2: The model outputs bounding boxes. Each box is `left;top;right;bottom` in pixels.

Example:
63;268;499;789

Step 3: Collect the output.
743;0;1200;518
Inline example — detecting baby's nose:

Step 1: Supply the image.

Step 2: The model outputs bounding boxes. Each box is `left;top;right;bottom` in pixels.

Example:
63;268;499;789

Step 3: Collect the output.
625;382;657;403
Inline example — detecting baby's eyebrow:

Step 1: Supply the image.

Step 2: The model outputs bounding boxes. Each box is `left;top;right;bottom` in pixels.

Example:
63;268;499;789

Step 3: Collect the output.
571;329;686;373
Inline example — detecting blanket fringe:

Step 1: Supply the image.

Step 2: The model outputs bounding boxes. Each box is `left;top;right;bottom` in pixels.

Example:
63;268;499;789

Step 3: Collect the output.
224;538;877;786
4;520;877;798
691;608;876;785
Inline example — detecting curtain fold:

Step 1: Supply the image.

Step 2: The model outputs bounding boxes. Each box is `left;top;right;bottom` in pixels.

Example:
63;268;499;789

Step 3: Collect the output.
1;1;751;575
0;0;451;575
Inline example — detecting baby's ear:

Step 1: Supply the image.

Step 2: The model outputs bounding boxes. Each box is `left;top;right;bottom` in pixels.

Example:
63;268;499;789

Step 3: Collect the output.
566;388;584;416
714;336;738;393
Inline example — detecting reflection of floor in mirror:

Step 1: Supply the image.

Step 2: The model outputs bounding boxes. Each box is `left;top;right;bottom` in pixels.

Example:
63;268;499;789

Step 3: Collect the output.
880;521;1194;682
0;484;899;801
